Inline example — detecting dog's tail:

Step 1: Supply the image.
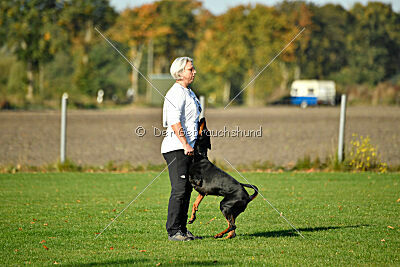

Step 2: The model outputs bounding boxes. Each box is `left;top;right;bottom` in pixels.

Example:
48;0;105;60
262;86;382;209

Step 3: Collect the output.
241;183;258;202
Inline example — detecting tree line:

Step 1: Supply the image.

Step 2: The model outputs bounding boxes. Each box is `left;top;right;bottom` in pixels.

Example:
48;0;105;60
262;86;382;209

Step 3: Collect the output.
1;0;399;108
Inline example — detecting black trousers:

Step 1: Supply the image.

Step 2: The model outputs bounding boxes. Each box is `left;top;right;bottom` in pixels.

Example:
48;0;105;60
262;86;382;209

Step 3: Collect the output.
163;149;193;236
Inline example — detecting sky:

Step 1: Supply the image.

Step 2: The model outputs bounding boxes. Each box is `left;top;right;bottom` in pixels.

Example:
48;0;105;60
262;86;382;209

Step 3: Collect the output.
109;0;400;13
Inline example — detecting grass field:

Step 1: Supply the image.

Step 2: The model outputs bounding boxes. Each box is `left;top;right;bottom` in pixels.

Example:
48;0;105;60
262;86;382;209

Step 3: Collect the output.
0;172;399;266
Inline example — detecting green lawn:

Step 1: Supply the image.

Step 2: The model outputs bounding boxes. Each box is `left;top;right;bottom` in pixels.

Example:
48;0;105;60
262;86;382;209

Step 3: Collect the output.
0;172;399;266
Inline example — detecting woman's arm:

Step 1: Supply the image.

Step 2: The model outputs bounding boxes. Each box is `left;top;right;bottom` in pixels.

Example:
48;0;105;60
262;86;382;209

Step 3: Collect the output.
171;122;194;155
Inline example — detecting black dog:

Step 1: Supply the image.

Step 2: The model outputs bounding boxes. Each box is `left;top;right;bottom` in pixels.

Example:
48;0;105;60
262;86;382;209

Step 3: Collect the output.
187;118;258;239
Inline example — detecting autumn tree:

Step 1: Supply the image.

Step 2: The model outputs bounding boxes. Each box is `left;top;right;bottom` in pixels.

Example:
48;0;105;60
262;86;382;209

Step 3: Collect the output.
58;0;116;95
277;2;351;81
344;2;400;85
195;4;299;106
276;1;313;82
109;3;164;100
304;4;349;79
153;0;201;73
195;5;255;105
247;4;301;103
0;0;63;100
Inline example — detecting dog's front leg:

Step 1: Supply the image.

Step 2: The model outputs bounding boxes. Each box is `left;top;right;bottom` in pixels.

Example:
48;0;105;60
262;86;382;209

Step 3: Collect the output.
188;194;204;224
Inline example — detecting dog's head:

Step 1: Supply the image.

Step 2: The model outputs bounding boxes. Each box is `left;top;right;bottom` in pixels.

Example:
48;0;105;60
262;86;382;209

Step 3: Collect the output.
194;117;211;158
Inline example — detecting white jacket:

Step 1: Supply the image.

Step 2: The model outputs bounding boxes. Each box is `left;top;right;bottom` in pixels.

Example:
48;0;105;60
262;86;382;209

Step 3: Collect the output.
161;83;202;154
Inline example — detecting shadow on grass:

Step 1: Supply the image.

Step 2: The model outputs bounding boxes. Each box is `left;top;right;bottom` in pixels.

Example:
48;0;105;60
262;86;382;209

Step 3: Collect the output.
71;258;149;266
153;225;370;241
247;225;369;238
74;258;233;266
170;260;234;265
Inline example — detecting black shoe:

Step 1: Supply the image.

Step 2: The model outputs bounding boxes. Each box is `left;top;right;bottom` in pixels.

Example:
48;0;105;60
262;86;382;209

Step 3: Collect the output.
168;230;193;241
186;230;202;240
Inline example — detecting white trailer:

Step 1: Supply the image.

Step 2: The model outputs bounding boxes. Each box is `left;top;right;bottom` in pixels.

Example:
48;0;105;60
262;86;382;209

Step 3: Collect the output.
290;80;336;108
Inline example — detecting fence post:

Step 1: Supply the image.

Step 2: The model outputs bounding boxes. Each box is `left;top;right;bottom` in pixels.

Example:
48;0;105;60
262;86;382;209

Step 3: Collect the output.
338;94;347;163
146;38;154;103
200;95;205;119
60;93;68;164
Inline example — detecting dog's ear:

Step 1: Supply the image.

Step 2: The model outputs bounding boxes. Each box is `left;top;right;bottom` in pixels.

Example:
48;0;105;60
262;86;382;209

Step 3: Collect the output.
199;117;206;126
199;118;206;136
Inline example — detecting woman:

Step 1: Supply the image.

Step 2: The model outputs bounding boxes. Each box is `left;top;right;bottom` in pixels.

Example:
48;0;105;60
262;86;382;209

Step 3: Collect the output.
161;57;202;241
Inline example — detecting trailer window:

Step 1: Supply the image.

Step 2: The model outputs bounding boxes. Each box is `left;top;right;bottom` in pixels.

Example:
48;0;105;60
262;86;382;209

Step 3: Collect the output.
308;88;314;95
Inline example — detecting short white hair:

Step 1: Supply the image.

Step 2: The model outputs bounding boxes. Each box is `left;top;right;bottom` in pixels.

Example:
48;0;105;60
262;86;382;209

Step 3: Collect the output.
170;57;193;80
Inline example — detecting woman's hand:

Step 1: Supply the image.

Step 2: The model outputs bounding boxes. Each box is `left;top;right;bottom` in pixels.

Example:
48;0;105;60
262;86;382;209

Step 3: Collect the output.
184;143;194;156
171;122;194;156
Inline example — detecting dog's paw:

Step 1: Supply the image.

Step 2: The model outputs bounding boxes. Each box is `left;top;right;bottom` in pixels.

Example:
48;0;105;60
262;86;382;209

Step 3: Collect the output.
213;233;224;239
188;215;196;224
225;231;236;239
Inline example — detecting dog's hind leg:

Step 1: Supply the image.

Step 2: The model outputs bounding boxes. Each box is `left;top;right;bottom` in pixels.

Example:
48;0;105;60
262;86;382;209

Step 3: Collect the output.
225;229;236;239
188;193;204;224
214;214;236;239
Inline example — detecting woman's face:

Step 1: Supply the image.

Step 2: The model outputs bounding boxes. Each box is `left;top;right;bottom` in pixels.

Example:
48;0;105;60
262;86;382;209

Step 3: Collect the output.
180;61;196;85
